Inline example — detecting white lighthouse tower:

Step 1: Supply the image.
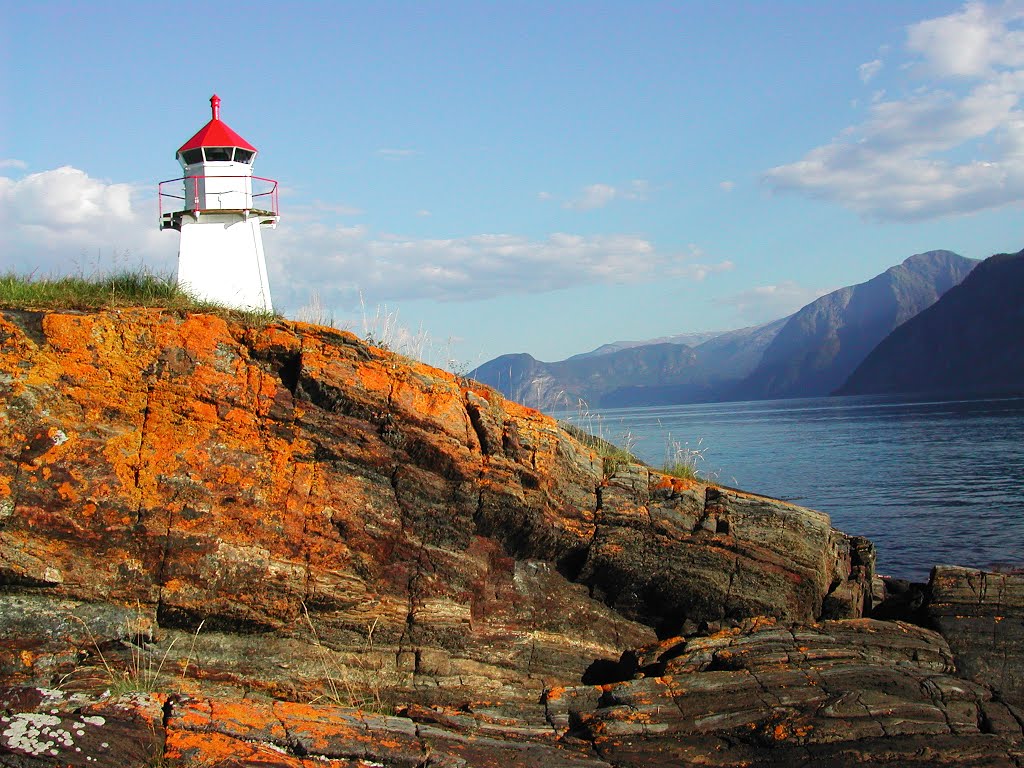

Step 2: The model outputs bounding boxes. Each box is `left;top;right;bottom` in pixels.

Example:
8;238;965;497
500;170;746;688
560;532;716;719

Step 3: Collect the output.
159;94;277;312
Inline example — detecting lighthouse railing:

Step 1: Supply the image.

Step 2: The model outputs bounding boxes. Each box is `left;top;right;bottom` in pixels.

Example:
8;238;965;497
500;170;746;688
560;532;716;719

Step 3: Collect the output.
158;175;279;224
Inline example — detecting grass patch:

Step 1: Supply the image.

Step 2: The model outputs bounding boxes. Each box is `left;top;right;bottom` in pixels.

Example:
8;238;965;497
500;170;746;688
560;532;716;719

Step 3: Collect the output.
70;609;180;697
662;436;709;482
301;603;393;714
559;400;642;479
561;421;638;465
0;270;279;324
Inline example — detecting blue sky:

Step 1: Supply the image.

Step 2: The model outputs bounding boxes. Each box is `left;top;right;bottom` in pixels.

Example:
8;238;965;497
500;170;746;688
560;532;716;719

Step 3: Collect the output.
3;1;1024;367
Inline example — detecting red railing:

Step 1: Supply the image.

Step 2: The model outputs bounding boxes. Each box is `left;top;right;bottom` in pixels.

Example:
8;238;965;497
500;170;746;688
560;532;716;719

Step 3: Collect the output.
158;175;279;222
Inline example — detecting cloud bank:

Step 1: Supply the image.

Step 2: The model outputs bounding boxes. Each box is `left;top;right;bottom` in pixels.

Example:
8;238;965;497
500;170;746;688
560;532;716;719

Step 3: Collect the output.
271;224;732;307
766;1;1024;220
0;166;730;311
0;166;176;275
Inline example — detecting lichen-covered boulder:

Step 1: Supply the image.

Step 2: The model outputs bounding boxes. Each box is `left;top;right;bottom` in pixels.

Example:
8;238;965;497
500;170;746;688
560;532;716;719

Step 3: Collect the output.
0;309;867;703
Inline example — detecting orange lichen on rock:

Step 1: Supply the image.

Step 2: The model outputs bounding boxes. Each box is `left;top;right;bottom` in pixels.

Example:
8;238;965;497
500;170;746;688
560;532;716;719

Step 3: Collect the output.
272;700;379;754
652;474;700;493
0;308;877;758
165;729;348;767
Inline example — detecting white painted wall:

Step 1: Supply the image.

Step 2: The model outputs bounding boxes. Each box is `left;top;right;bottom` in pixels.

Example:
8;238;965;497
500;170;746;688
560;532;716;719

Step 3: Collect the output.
182;160;254;211
176;214;273;312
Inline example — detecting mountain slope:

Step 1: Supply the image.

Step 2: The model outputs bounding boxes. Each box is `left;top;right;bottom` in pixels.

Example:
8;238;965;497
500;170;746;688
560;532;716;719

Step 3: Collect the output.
469;314;795;410
569;330;725;360
600;317;790;407
731;250;978;400
468;343;702;410
838;249;1024;396
471;250;977;409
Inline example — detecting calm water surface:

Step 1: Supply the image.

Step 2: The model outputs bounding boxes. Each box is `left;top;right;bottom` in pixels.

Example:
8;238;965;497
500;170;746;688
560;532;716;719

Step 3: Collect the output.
557;395;1024;581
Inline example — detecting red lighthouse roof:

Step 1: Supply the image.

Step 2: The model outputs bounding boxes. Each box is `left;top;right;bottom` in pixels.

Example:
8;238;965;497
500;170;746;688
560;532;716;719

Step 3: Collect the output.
177;95;257;154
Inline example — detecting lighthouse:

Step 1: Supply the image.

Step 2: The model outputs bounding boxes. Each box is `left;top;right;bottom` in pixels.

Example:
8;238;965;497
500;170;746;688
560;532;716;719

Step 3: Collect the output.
159;94;277;312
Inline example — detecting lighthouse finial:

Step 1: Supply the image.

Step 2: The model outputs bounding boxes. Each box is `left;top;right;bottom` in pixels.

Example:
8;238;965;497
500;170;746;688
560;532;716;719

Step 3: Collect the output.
210;94;221;121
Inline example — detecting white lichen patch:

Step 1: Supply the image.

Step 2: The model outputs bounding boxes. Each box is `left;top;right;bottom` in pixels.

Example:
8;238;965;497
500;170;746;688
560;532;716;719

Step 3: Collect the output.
50;429;69;446
1;713;66;756
1;710;110;757
36;688;72;710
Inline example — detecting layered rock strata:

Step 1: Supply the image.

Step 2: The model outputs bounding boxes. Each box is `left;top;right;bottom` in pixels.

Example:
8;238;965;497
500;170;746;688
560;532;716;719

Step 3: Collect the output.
0;309;1017;766
0;310;868;700
926;565;1024;707
3;617;1022;766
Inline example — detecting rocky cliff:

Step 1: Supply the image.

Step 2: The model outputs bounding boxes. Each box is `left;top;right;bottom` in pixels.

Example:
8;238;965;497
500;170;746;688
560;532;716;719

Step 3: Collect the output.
0;309;1021;766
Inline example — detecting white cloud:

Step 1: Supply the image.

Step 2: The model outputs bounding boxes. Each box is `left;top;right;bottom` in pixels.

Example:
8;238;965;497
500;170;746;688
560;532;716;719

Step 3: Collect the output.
0;159;27;170
1;165;731;312
564;183;617;210
766;1;1024;220
270;224;732;308
719;180;735;192
907;1;1024;77
0;166;176;275
721;281;831;324
377;148;418;158
563;180;649;210
859;58;883;83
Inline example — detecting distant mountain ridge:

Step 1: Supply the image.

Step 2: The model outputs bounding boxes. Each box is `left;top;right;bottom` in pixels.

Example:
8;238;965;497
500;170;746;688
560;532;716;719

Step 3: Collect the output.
469;343;702;411
838;249;1024;397
728;250;978;400
470;250;979;410
601;317;790;407
470;318;790;410
569;331;726;360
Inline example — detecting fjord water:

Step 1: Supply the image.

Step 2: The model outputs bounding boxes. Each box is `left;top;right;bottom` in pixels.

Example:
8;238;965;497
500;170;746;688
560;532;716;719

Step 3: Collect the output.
564;396;1024;581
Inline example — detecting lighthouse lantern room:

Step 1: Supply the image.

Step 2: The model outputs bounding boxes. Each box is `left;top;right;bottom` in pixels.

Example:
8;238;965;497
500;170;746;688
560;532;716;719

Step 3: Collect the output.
159;94;277;312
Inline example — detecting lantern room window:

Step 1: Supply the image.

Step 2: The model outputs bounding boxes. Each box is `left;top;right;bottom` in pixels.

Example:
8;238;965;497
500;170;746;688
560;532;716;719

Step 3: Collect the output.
233;149;254;164
181;149;203;165
204;147;233;162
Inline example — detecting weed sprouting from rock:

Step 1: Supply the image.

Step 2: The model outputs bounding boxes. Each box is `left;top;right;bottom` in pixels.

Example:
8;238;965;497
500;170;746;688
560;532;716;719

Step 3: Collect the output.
662;435;707;481
70;610;177;696
560;399;641;479
300;602;391;714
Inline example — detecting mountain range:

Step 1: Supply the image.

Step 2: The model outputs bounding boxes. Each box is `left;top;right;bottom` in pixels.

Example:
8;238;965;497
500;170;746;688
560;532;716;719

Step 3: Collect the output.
728;250;979;400
838;248;1024;397
470;250;987;410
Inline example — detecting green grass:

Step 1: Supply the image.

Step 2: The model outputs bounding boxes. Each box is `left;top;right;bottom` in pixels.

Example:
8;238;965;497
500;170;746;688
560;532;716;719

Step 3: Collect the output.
0;270;279;324
661;436;708;481
561;414;713;483
69;610;178;697
560;419;641;478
